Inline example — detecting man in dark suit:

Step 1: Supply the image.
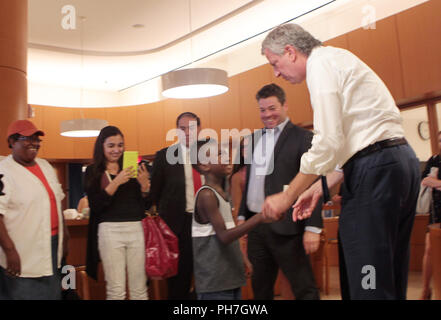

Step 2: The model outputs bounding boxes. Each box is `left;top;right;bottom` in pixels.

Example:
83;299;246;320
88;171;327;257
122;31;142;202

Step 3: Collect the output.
149;112;202;300
238;83;322;300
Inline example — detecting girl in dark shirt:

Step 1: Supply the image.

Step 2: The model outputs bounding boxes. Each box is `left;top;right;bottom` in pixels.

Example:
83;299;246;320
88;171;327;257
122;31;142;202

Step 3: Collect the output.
420;131;441;300
85;126;150;300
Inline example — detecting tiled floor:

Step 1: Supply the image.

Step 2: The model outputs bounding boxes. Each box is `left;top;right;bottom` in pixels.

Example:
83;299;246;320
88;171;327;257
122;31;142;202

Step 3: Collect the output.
320;266;424;300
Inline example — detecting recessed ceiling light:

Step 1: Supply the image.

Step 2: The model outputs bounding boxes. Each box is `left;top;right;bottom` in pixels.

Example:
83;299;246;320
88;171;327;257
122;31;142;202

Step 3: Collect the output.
132;24;145;28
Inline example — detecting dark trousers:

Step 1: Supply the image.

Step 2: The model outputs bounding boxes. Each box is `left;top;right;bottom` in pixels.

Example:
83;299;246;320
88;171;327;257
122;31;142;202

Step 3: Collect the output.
0;235;61;300
339;143;420;299
247;224;319;300
167;214;195;300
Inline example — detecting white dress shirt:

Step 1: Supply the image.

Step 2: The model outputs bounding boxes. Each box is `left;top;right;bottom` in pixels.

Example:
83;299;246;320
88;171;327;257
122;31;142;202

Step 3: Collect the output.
246;118;288;213
246;118;321;234
300;46;405;176
180;144;205;213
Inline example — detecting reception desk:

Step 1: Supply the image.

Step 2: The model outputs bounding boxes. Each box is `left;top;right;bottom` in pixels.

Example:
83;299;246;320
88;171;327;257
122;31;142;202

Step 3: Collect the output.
65;219;89;267
65;219;106;300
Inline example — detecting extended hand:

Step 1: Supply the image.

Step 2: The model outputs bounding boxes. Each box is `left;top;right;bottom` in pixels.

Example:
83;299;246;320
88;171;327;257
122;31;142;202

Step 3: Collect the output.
262;192;292;221
292;187;321;222
303;231;321;255
421;176;440;188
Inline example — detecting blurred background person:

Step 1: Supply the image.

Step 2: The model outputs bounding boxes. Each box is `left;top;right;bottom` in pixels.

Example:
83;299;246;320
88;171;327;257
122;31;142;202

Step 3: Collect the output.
419;131;441;300
85;126;150;300
0;120;68;300
148;112;202;299
77;195;90;218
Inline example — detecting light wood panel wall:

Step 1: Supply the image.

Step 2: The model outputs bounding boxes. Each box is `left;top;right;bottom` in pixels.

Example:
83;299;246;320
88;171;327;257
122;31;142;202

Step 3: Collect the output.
136;101;165;154
238;64;273;131
27;0;441;160
347;17;405;101
396;0;441;99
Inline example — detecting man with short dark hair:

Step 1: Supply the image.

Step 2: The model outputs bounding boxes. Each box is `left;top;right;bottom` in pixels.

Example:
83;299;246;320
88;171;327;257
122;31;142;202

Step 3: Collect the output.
149;112;202;300
238;83;322;300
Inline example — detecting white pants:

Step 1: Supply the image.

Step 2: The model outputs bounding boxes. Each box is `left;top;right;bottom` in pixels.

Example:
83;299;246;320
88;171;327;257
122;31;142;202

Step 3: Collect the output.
98;221;148;300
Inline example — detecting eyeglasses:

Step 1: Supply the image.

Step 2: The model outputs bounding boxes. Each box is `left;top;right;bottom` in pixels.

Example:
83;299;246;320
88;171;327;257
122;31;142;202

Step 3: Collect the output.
17;136;42;143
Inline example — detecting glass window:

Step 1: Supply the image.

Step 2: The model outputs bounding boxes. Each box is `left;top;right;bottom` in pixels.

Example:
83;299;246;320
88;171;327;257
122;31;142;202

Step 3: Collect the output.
401;106;431;162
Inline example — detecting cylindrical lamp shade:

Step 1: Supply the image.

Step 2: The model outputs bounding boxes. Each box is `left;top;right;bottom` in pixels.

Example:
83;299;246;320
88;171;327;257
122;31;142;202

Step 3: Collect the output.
161;68;228;99
60;119;108;137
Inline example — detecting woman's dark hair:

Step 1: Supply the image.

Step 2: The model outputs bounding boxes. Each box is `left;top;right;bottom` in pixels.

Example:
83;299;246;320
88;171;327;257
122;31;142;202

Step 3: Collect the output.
88;126;124;187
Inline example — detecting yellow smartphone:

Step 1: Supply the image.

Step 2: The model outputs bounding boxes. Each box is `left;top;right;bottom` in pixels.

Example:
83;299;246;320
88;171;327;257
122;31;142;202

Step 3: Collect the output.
123;151;138;177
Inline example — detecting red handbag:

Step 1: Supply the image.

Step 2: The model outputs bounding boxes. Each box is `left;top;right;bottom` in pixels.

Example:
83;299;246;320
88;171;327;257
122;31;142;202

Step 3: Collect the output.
142;210;179;280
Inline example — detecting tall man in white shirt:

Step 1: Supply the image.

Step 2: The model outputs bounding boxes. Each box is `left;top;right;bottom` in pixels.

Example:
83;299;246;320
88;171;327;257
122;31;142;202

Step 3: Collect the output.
260;24;420;299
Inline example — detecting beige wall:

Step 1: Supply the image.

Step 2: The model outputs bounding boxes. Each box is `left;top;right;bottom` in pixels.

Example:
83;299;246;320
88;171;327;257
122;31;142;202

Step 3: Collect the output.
401;107;432;161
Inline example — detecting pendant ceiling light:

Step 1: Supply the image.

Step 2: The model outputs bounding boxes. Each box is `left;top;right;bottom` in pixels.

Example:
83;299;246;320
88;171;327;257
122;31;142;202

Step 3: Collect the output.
59;16;108;138
161;68;228;99
60;119;108;137
161;0;228;99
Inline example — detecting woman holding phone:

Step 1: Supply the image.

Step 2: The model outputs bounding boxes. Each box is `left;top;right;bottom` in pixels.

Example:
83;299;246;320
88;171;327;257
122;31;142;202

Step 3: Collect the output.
85;126;150;300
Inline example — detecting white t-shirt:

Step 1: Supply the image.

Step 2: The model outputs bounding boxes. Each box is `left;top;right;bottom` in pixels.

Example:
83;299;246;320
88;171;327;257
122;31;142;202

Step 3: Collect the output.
180;144;205;214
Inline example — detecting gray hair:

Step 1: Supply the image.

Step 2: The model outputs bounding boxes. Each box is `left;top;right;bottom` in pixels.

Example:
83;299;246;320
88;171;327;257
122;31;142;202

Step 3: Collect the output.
261;23;322;57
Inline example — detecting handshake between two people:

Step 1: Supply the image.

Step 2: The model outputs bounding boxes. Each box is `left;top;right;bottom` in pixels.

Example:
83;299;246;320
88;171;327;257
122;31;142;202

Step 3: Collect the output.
260;186;322;223
261;170;344;222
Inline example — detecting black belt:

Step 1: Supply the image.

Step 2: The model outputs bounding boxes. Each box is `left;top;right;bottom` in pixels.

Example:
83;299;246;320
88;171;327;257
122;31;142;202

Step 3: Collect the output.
345;137;408;165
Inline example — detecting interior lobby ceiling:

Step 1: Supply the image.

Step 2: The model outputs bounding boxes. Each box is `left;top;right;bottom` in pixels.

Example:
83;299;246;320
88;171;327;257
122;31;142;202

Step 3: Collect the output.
27;0;428;107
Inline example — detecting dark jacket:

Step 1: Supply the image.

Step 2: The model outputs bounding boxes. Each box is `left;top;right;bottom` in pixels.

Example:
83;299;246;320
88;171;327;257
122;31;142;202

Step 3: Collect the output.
239;121;323;235
148;145;189;236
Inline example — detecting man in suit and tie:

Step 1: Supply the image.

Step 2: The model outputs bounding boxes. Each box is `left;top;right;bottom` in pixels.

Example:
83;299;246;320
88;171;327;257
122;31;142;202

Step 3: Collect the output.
238;83;322;299
149;112;203;300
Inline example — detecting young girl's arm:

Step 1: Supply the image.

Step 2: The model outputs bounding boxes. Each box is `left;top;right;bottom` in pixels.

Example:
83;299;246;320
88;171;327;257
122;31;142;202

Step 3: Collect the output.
197;189;268;245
